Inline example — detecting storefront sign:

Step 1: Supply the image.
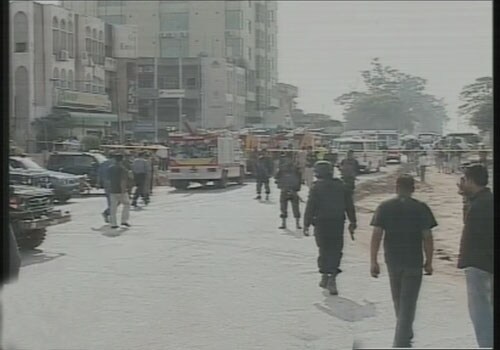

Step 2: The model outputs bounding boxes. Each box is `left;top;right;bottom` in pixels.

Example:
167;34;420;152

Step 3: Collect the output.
158;89;185;98
57;90;112;112
113;25;138;59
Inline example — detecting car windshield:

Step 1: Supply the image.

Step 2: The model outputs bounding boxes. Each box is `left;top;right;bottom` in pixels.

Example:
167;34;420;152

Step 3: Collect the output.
18;158;44;170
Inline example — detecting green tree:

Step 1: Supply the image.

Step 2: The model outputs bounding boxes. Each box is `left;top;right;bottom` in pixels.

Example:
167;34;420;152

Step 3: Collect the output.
335;58;448;133
458;77;493;132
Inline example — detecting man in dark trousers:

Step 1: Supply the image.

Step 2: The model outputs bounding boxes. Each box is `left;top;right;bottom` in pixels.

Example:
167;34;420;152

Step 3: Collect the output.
275;159;302;230
370;174;437;348
98;155;115;223
131;152;150;207
304;146;317;188
254;150;273;200
303;161;357;296
339;150;360;198
108;154;131;229
457;165;493;348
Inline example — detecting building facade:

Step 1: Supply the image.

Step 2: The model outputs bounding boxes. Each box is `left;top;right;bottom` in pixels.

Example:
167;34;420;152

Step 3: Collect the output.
10;1;137;150
62;0;279;129
267;83;298;128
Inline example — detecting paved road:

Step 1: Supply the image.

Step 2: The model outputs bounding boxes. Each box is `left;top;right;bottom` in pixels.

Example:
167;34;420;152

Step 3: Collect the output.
2;166;477;349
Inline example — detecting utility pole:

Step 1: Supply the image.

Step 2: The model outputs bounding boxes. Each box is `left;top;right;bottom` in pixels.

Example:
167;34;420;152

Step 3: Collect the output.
178;39;183;133
154;57;159;142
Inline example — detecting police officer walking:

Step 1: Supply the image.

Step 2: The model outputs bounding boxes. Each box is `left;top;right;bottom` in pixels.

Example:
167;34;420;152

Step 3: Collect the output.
339;150;360;198
303;161;357;295
254;150;273;200
275;159;303;230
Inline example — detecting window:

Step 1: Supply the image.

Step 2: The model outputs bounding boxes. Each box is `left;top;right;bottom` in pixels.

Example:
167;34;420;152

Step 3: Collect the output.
160;12;189;31
85;38;91;53
100;15;125;24
53;68;59;87
248;20;252;34
68;70;73;90
61;69;67;89
138;76;154;88
68;21;74;57
225;10;242;30
225;37;242;57
52;17;59;54
13;12;28;53
92;28;97;40
159;37;188;57
60;20;67;51
85;73;91;92
99;30;103;42
248;47;252;61
268;10;275;23
98;0;122;6
186;78;196;88
86;26;91;37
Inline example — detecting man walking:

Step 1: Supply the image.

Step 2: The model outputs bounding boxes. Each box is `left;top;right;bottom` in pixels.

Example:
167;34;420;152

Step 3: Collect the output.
457;165;493;348
108;154;131;229
98;155;115;223
275;159;302;230
131;152;150;207
303;161;357;296
254;151;273;200
370;174;437;348
339;150;360;198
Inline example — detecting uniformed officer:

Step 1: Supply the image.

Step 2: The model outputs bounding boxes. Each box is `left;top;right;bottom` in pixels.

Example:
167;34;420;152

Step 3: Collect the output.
275;159;302;230
304;161;357;295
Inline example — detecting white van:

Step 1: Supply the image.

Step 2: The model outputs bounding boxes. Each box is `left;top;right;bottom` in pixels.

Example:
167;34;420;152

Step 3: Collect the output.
332;138;385;173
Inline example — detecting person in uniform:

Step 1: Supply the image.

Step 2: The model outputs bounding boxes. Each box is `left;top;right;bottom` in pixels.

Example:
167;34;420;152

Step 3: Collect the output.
275;159;302;230
254;150;273;200
339;150;360;198
131;152;150;207
303;161;357;295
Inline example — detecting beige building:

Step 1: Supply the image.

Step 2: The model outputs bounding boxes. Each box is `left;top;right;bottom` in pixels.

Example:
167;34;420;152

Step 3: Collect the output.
10;0;137;150
61;0;279;127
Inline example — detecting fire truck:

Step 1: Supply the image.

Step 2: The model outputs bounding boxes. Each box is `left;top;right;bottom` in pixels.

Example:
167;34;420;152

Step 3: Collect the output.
167;131;245;190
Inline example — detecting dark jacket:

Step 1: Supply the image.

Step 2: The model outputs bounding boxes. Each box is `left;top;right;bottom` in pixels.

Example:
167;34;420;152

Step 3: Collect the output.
340;158;359;178
458;188;493;273
98;159;114;189
254;156;273;180
305;152;317;168
275;166;301;192
108;163;129;194
2;225;21;285
304;178;356;228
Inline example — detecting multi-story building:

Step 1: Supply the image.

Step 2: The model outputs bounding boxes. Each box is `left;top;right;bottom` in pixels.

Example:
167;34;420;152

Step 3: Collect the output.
135;56;246;140
62;0;279;129
267;83;298;128
10;0;137;151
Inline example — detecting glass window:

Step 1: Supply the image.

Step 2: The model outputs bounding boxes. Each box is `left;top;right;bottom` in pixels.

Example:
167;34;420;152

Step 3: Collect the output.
92;28;97;40
99;30;104;42
13;12;28;53
226;37;242;57
53;68;59;87
101;15;125;24
85;38;91;53
159;37;188;57
86;26;91;37
225;10;242;30
61;69;67;89
53;18;59;54
160;12;189;31
68;70;73;90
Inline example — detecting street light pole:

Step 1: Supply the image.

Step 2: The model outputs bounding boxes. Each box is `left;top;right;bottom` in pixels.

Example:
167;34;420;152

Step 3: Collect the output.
178;40;183;133
154;57;159;143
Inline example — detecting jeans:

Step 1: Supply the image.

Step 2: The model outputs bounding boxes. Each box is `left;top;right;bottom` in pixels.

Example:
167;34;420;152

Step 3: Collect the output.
103;189;111;217
132;173;149;205
256;178;270;195
387;265;422;348
464;267;493;348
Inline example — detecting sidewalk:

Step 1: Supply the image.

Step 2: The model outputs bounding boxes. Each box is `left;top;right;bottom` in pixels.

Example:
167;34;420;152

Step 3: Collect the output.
342;166;478;348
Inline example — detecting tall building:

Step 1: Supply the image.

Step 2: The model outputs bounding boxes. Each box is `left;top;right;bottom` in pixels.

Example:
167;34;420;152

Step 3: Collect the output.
10;0;137;150
61;0;279;129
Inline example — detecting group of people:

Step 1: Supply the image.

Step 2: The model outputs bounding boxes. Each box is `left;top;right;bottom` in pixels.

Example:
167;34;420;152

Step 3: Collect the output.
97;151;155;229
253;145;492;349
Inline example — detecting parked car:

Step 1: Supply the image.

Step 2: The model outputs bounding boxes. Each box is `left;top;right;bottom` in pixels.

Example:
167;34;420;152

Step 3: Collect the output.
46;152;107;188
10;156;82;203
9;166;52;189
9;184;71;250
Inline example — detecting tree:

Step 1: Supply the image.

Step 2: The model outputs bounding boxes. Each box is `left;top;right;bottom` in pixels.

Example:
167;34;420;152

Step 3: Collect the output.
335;58;448;133
458;77;493;132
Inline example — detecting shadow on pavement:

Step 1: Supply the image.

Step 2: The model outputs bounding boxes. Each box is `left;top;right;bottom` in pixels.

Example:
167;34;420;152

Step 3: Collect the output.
171;183;247;195
20;250;66;267
281;228;304;239
314;293;377;322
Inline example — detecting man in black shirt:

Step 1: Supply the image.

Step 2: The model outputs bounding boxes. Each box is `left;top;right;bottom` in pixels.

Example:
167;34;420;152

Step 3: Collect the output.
254;151;273;200
275;159;302;229
457;165;493;348
339;150;359;198
108;154;131;229
370;175;437;348
304;161;357;295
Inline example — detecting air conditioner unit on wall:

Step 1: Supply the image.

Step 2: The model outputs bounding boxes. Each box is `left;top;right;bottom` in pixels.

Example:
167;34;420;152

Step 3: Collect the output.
57;50;69;61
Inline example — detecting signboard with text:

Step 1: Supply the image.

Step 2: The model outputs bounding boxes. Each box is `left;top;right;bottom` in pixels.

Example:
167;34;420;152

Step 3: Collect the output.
158;89;185;99
112;24;138;59
56;90;112;112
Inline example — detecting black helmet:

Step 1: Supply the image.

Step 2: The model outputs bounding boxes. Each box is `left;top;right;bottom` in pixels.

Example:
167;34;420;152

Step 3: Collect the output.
314;161;333;179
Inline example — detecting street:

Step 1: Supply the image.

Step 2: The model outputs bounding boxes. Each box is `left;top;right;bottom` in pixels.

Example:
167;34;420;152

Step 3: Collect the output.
2;167;477;350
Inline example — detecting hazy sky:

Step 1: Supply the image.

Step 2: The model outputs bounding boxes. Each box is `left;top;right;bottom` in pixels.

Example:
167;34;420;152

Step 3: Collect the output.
277;1;492;132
